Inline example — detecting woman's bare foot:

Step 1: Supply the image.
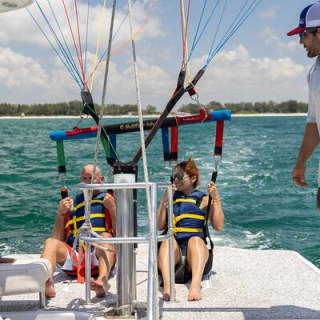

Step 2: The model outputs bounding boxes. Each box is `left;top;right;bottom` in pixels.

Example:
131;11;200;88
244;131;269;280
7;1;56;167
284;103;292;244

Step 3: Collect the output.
163;283;171;301
90;277;106;297
45;278;56;298
187;282;202;301
163;292;170;301
0;257;15;263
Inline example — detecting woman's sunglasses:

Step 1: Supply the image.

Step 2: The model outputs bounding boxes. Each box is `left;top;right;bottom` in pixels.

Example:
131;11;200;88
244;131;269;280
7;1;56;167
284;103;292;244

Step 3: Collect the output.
170;172;184;183
299;27;318;39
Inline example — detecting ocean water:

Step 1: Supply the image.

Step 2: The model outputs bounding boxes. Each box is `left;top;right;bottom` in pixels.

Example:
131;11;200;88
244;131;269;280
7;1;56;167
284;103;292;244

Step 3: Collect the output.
1;115;320;268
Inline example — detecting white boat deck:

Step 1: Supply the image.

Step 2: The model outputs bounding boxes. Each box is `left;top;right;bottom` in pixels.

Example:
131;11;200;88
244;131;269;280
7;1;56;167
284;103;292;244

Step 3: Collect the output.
1;244;320;319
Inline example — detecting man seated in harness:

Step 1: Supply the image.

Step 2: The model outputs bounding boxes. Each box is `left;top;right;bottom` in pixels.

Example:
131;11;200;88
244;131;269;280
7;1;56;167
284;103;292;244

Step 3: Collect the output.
157;157;224;301
41;164;116;298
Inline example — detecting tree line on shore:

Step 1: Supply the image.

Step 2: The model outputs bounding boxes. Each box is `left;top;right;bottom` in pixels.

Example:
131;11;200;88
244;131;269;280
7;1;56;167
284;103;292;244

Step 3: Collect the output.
0;99;307;117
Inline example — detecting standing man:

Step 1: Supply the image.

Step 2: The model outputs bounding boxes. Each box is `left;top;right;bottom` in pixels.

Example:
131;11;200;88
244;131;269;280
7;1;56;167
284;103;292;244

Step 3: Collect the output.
289;2;320;187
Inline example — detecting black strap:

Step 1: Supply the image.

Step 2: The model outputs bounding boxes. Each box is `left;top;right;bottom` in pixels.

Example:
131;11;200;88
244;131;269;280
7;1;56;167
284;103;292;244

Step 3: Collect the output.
204;171;217;250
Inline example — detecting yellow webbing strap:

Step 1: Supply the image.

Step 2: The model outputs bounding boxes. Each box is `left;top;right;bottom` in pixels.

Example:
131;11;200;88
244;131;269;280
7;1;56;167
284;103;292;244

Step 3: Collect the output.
73;199;104;212
66;213;106;237
174;213;204;224
65;213;105;228
173;198;196;205
92;227;107;232
174;227;202;235
172;197;203;235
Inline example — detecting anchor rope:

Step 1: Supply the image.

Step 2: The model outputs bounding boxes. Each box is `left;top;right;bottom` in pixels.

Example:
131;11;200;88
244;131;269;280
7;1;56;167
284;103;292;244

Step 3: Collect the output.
127;0;159;315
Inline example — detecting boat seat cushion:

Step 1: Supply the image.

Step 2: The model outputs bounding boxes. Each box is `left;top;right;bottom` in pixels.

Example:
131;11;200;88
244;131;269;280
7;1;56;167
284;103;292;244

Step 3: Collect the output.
0;258;51;296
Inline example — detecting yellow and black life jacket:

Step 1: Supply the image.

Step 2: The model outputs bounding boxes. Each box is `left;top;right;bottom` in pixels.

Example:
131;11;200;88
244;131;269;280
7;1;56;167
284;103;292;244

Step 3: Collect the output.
173;190;206;240
65;191;113;247
171;190;214;284
62;191;114;283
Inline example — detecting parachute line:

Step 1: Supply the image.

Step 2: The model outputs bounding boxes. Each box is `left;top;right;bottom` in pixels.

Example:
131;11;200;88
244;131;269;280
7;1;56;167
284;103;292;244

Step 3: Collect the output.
205;0;227;64
61;0;86;87
89;0;107;91
45;0;82;84
84;0;90;79
181;0;263;70
179;0;191;70
205;0;263;67
26;5;83;88
28;0;154;92
187;0;221;65
72;0;86;88
91;0;139;78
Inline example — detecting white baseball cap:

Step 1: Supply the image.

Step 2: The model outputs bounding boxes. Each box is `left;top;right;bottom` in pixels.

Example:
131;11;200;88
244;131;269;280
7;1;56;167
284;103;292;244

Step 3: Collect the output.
287;2;320;36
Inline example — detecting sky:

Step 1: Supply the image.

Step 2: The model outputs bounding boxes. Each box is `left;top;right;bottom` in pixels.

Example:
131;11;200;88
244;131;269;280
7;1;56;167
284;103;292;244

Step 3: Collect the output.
0;0;316;110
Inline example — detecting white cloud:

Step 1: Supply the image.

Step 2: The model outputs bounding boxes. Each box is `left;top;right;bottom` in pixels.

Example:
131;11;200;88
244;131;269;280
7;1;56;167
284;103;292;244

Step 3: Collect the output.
0;40;309;108
188;45;308;104
86;54;174;107
262;27;299;50
0;0;163;49
0;46;48;88
259;6;279;19
0;0;167;104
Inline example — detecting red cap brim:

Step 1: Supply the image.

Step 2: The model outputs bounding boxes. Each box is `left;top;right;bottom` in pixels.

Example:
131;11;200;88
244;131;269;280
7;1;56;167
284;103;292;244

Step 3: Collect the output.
287;27;306;36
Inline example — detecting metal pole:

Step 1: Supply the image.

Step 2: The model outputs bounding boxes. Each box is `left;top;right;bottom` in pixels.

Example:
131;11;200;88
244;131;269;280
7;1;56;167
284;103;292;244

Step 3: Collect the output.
85;241;91;304
147;183;159;320
167;185;176;301
114;171;135;316
83;189;92;304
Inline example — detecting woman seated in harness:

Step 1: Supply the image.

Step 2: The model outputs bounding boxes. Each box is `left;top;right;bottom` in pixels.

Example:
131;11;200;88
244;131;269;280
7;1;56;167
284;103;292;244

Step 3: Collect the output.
158;157;224;302
41;164;116;298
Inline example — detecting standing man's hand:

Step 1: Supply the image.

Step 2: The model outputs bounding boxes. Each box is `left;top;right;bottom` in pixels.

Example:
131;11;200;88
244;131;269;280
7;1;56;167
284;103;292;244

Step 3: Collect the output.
292;163;308;187
291;123;320;188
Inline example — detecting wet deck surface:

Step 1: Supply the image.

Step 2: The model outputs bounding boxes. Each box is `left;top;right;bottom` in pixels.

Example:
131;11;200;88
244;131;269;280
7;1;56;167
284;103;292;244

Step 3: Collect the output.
1;245;320;319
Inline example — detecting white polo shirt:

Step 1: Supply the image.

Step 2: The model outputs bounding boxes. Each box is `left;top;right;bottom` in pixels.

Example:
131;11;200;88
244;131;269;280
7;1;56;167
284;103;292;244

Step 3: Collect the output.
307;56;320;133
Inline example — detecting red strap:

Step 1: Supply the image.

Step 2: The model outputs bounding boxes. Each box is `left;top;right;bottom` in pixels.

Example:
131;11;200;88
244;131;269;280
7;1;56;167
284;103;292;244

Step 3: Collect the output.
187;86;197;96
215;120;224;156
176;109;206;125
62;244;99;283
170;126;178;162
104;190;113;233
66;126;98;136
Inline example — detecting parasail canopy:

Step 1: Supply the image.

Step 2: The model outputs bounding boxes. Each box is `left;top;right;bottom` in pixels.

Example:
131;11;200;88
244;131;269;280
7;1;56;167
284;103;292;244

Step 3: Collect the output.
0;0;34;13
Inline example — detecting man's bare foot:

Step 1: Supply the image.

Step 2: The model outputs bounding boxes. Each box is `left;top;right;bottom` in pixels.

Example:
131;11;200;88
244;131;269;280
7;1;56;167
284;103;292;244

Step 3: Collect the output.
0;257;15;263
45;278;56;298
187;282;202;301
90;277;106;297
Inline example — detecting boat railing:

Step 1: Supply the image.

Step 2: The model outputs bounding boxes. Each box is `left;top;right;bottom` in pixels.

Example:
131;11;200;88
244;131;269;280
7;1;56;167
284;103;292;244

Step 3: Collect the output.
78;181;175;320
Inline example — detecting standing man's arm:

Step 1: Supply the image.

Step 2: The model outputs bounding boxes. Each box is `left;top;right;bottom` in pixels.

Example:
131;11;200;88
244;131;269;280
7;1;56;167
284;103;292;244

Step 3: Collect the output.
292;123;320;187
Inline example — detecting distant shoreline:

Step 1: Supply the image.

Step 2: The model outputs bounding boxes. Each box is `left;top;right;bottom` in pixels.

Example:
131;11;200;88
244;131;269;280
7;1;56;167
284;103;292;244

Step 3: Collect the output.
0;113;307;119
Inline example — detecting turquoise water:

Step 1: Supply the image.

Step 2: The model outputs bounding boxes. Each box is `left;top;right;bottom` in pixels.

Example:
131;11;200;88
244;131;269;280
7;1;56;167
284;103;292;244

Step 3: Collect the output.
1;116;320;268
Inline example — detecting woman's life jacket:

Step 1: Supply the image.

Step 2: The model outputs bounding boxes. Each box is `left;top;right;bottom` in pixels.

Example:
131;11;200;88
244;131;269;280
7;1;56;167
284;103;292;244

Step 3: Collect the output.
173;190;206;241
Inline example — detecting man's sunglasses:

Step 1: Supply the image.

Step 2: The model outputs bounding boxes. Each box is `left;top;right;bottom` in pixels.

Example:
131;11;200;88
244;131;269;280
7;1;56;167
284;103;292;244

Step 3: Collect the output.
170;172;184;183
299;27;318;39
